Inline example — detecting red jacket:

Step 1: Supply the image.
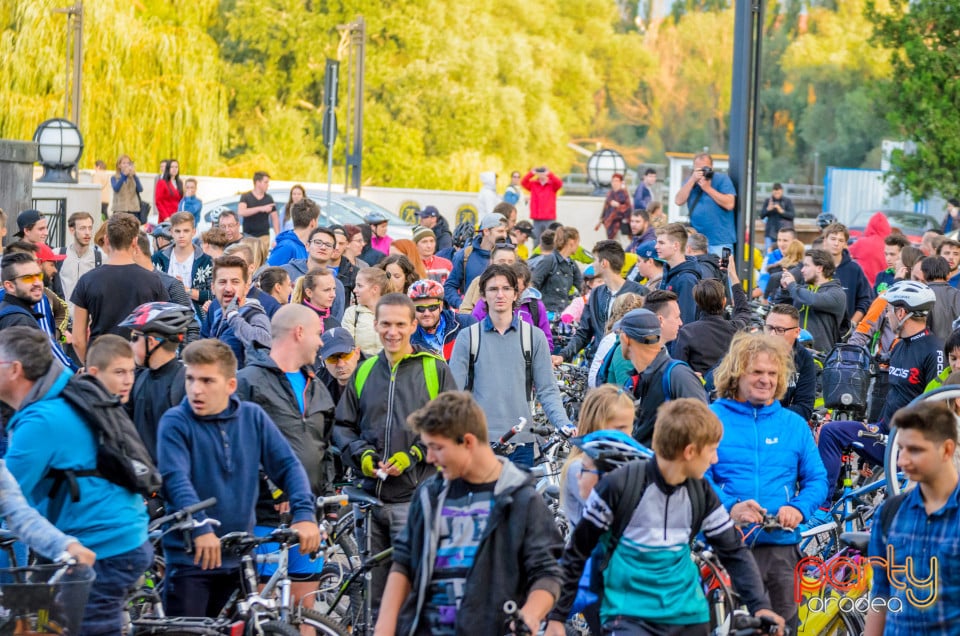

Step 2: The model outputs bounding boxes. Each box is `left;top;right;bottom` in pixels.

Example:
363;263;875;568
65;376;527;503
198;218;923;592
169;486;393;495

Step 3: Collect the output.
154;179;183;222
848;212;891;286
521;171;563;221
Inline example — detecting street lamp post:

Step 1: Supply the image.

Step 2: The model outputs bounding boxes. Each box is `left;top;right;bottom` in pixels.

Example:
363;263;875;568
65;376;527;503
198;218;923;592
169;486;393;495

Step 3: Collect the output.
53;1;83;126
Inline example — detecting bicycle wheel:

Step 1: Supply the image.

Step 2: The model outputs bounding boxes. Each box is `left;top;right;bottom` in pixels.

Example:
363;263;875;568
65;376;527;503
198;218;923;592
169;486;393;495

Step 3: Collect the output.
250;620;300;636
887;385;960;495
310;563;363;630
289;607;349;636
816;608;863;635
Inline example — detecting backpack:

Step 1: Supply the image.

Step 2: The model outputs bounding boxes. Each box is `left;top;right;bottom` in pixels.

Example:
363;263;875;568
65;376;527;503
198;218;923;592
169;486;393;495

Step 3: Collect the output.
821;344;871;412
521;298;540;331
47;374;162;502
879;491;907;545
626;359;690;401
465;321;533;402
55;245;103;273
354;355;441;400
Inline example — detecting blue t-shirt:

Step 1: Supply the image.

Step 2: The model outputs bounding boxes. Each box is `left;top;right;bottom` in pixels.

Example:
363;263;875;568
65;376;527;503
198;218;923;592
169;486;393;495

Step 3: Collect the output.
285;371;307;412
688;172;737;246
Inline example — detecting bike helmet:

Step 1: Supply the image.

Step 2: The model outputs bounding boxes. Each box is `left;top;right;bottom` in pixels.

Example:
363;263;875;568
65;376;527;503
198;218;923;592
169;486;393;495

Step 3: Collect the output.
151;222;173;241
408;279;445;301
452;221;476;249
884;280;936;315
120;302;194;339
364;211;388;225
798;329;814;345
572;430;653;473
583;265;597;280
816;212;836;229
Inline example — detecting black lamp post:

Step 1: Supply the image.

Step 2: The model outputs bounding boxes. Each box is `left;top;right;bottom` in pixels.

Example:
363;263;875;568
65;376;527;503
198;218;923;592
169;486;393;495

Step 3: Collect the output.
33;118;84;184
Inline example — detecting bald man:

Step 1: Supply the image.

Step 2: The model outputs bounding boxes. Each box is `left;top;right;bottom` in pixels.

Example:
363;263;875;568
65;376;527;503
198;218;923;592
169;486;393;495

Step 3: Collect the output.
236;303;335;605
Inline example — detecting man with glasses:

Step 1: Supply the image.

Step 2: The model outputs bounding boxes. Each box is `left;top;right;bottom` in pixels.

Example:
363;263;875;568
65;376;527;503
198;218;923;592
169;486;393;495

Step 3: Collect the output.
216;210;244;248
283;226;346;321
408;279;475;360
764;304;816;421
450;265;572;467
317;328;365;403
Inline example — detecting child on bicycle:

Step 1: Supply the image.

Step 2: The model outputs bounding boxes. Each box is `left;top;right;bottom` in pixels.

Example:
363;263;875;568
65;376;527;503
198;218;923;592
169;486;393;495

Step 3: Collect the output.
545;398;785;636
374;391;563;636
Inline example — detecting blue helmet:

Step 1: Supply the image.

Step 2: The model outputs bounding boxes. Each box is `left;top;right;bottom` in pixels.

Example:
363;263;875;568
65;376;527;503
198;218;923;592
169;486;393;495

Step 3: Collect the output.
572;430;652;473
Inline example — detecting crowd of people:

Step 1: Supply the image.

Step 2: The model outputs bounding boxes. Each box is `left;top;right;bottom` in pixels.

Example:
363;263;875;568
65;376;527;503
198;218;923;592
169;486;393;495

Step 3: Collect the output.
0;157;956;635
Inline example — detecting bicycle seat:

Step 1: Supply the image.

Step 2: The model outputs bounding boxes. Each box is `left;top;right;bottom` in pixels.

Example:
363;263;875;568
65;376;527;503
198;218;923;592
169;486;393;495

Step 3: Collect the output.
343;485;383;508
0;529;18;548
839;531;871;553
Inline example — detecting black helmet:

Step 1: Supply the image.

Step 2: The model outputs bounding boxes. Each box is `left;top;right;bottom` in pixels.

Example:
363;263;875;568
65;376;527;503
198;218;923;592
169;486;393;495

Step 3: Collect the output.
816;212;836;230
120;302;194;339
452;221;476;249
364;211;388;225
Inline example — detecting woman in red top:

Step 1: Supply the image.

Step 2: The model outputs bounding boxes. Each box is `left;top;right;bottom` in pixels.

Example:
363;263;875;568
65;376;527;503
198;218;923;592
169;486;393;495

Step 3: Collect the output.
154;158;184;222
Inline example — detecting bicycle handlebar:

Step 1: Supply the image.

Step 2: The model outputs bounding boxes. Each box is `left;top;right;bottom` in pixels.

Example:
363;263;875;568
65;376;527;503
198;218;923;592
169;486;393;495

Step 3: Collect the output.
149;497;218;532
502;600;533;636
857;430;888;443
316;494;350;508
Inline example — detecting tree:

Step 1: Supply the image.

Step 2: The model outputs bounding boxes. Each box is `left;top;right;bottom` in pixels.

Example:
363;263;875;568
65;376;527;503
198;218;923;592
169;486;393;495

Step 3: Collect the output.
867;0;960;199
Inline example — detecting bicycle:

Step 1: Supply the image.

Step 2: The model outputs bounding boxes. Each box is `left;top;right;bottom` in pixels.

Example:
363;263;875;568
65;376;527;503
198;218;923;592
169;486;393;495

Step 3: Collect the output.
885;384;960;495
0;560;96;635
796;532;870;635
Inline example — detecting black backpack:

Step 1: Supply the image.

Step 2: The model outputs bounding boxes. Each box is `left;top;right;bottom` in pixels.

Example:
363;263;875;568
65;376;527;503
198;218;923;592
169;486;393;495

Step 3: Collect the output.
47;374;162;502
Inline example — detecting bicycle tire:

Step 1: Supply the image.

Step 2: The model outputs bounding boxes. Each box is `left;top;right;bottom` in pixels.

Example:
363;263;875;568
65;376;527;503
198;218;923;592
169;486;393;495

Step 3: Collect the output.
250;620;300;636
289;607;349;636
816;608;863;635
313;563;363;629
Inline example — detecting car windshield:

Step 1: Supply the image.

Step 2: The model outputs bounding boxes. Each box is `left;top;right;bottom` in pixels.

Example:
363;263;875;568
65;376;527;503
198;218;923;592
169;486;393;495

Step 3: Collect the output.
852;211;935;232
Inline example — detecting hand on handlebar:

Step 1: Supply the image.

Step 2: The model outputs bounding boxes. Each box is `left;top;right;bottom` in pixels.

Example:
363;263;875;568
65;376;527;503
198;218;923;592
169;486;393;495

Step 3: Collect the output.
550;355;563;367
776;505;803;530
291;521;322;554
194;532;222;570
731;500;765;525
754;609;786;635
65;541;96;567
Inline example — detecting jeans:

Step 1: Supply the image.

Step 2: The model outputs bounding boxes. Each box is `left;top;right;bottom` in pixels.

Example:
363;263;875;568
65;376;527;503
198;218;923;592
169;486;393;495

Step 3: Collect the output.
507;443;535;468
80;541;154;636
764;236;775;253
163;563;241;617
363;501;410;606
817;419;887;506
532;220;555;243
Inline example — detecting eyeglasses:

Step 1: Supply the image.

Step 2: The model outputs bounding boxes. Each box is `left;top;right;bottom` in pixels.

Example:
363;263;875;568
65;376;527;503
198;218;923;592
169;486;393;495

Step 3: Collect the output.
324;352;355;365
414;303;442;314
14;273;43;284
484;286;515;295
764;325;799;335
579;467;603;478
310;240;335;249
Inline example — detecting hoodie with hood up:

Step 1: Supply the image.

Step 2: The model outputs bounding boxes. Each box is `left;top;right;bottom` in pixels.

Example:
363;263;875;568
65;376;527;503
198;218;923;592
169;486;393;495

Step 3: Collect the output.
267;230;308;266
477;172;500;218
848;212;891;285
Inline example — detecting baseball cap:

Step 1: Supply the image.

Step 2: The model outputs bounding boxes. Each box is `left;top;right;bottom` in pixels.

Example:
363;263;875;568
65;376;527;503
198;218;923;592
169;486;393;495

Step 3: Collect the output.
636;240;664;263
513;220;534;236
613;308;661;344
320;327;356;359
35;243;66;263
15;209;42;238
418;206;439;218
478;213;506;231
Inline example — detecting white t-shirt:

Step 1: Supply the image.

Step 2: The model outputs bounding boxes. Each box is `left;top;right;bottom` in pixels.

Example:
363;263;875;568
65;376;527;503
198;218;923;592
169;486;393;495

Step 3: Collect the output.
167;251;195;290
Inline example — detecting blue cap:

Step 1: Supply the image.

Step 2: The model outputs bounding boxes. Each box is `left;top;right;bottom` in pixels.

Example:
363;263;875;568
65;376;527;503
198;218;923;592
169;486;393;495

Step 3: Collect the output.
613;308;661;344
320;327;356;358
418;205;439;218
636;240;664;262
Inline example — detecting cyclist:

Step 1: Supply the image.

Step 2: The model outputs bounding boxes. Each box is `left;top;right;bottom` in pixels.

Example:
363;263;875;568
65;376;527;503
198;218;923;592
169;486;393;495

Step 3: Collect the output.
375;391;563;636
157;339;320;616
444;213;507;309
816;281;943;515
120;302;193;461
237;304;335;606
408;279;475;360
333;293;458;605
706;332;827;630
546;398;784;636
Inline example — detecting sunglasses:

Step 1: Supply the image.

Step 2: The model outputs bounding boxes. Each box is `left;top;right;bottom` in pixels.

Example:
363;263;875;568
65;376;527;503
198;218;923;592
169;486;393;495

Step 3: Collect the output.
415;303;442;313
324;352;355;364
14;273;44;284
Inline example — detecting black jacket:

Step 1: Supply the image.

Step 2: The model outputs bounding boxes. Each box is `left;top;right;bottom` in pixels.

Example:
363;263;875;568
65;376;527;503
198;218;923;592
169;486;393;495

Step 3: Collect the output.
392;460;563;635
532;252;584;314
433;215;454;253
673;284;752;374
337;256;359;302
561;279;647;362
660;257;702;325
759;195;795;238
695;253;723;281
782;342;816;421
128;358;186;462
631;348;708;446
0;294;43;331
360;244;387;267
333;347;458;503
237;349;336;501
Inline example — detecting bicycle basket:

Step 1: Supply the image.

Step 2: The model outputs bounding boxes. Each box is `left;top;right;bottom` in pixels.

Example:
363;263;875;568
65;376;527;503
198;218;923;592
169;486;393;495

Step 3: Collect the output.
821;344;871;411
0;564;95;635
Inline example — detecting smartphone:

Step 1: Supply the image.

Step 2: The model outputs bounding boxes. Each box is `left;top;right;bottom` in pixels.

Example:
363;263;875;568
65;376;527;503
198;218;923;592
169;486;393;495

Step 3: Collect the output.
721;247;731;269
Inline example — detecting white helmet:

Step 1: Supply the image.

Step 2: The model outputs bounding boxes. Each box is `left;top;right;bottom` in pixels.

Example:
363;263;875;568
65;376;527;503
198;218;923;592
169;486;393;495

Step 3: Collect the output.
885;280;935;315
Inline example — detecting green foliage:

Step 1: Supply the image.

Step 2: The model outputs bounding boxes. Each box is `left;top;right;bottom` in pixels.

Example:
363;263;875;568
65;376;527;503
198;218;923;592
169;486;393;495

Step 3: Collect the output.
866;0;960;199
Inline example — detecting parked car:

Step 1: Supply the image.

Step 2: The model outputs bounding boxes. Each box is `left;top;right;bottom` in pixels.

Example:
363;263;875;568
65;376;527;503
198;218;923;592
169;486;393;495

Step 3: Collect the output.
199;190;413;240
846;210;940;245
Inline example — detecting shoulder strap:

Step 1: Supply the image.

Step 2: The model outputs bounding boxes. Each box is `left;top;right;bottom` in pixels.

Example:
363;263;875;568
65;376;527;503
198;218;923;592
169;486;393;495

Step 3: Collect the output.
661;359;690;401
462;244;474;273
880;492;907;545
685;478;709;544
94;246;102;267
422;356;440;400
520;320;533;402
528;299;540;332
354;356;379;398
466;323;481;391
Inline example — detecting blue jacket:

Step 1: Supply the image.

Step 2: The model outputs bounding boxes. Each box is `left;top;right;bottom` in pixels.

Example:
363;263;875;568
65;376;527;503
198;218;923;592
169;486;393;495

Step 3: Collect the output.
177;196;203;225
443;237;492;308
705;398;828;545
267;230;307;266
410;309;475;360
660;257;702;325
5;364;149;559
157;395;316;568
835;250;874;320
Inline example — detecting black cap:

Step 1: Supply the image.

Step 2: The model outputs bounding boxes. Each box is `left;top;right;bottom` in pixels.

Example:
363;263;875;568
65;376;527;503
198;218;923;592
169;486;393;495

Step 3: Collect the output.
14;209;42;238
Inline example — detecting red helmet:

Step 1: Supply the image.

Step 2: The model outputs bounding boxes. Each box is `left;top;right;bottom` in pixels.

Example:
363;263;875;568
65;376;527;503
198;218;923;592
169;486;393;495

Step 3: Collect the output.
119;302;193;339
407;279;444;301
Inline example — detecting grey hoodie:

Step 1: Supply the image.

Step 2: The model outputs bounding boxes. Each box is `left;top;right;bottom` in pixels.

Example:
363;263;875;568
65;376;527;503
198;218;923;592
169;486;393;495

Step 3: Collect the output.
787;278;846;353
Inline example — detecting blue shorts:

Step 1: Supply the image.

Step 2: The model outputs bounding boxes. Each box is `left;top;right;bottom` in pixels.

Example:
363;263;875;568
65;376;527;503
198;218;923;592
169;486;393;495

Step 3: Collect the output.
253;525;324;579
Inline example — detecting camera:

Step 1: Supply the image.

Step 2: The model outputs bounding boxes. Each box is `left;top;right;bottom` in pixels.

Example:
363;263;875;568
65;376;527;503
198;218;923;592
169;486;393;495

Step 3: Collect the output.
700;166;714;179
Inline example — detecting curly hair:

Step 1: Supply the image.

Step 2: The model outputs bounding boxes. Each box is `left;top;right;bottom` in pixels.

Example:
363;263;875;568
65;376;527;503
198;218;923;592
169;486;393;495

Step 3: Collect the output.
377;255;418;294
713;332;794;402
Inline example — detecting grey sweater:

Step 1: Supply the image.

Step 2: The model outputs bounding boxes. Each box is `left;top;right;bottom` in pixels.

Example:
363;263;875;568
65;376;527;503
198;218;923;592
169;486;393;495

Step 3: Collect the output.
787;278;846;353
449;317;572;442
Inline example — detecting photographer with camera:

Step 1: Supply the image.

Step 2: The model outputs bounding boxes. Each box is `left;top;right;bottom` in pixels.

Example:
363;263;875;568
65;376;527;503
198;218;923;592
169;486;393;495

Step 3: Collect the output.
674;153;736;257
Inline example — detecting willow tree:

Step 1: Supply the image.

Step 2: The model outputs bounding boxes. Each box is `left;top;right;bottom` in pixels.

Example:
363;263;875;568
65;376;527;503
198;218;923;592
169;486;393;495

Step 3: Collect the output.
0;0;227;174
